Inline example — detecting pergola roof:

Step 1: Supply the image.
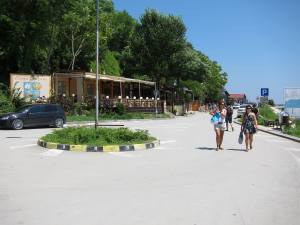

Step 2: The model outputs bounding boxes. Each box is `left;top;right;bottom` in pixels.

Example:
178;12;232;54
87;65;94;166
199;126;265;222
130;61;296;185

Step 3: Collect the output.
54;72;155;86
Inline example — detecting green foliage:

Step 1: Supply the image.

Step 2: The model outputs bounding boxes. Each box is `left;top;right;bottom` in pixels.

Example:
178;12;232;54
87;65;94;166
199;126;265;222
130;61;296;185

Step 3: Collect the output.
0;82;26;110
73;102;89;115
10;87;27;109
49;95;73;113
268;99;275;106
115;102;125;115
181;80;206;99
0;90;15;113
90;51;121;76
258;104;278;124
102;51;121;75
130;9;186;87
0;0;228;102
284;120;300;138
67;112;170;121
61;0;95;70
41;127;156;146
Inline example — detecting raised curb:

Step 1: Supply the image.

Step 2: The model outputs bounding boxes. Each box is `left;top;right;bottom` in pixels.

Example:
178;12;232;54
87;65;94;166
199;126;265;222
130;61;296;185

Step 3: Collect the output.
233;120;300;143
37;139;160;152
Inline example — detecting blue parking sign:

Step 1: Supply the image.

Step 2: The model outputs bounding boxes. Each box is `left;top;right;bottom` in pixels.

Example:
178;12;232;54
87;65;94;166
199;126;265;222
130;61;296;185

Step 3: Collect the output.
261;88;269;97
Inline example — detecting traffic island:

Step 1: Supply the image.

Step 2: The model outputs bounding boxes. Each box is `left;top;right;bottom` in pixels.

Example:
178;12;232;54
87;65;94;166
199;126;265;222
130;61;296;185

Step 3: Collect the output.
37;127;159;152
37;139;160;152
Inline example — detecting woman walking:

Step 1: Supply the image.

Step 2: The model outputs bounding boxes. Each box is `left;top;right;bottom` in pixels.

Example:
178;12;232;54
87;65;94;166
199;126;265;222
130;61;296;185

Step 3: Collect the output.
241;105;258;151
210;101;227;150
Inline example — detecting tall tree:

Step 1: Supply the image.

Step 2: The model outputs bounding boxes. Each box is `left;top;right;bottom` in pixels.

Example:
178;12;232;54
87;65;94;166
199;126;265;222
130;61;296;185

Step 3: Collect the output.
61;0;94;70
130;9;186;88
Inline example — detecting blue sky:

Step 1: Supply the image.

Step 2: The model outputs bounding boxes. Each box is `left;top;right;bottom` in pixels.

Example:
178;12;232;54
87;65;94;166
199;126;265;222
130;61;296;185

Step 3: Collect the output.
113;0;300;104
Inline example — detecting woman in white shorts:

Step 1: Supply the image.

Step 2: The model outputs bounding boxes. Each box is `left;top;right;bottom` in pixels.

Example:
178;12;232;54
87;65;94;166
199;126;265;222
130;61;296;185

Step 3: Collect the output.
210;101;227;150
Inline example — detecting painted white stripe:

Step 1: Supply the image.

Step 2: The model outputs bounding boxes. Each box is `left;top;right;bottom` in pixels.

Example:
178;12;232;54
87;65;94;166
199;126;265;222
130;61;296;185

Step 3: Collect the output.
42;149;64;157
10;144;37;149
153;147;168;150
288;152;300;165
286;147;300;152
108;152;135;157
160;140;177;144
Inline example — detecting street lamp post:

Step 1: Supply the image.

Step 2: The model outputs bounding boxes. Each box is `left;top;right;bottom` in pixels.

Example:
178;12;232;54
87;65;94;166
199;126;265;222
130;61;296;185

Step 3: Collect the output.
95;0;100;129
172;79;177;114
154;82;158;117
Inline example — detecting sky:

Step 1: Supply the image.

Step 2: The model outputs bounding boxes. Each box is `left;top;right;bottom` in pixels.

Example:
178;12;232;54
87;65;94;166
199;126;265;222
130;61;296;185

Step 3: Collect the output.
113;0;300;104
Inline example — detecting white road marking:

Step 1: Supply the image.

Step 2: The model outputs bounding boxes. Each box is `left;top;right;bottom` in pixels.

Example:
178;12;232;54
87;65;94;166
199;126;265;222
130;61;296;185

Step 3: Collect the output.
41;149;64;157
160;140;177;144
108;152;136;157
288;152;300;165
285;147;300;152
10;144;37;149
153;147;169;150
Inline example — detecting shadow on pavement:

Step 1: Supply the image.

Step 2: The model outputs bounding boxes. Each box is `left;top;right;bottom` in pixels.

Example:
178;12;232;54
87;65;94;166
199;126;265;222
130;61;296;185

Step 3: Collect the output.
196;147;217;151
226;148;247;152
196;147;248;152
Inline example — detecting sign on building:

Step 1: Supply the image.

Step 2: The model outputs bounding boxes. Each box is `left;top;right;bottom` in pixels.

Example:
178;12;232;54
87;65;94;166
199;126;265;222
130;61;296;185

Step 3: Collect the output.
10;74;51;100
284;87;300;118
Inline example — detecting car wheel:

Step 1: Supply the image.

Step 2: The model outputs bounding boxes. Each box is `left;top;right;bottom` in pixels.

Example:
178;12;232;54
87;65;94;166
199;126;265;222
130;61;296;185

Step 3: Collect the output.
54;118;64;128
12;119;24;130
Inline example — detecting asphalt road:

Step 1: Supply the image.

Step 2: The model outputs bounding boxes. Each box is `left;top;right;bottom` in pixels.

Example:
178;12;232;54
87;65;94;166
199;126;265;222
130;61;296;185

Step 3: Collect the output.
0;112;300;225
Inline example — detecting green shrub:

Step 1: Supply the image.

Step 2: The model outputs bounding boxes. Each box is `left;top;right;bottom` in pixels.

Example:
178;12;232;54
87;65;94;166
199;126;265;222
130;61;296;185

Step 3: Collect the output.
0;90;15;113
284;120;300;138
258;104;277;122
67;112;170;122
73;102;88;115
11;87;27;109
41;127;156;145
115;102;125;115
0;82;26;109
49;95;73;113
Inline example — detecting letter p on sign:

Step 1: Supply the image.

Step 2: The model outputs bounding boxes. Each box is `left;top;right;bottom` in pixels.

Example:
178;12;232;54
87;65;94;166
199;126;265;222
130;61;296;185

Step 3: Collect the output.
261;88;269;97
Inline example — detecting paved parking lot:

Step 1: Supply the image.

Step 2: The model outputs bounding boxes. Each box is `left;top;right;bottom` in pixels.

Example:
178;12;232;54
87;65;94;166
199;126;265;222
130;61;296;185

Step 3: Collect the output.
0;112;300;225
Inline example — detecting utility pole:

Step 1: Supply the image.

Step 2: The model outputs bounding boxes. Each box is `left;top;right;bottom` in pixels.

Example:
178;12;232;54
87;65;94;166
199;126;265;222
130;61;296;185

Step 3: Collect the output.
95;0;100;129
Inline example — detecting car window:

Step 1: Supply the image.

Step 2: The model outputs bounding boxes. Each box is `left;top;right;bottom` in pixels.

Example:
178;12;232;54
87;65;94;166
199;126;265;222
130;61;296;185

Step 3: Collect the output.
45;105;57;112
29;105;46;113
15;106;30;113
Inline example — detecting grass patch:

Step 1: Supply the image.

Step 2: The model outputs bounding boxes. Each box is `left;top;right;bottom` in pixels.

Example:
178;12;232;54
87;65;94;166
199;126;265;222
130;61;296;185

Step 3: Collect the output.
258;104;278;125
67;112;170;122
41;127;156;146
283;120;300;138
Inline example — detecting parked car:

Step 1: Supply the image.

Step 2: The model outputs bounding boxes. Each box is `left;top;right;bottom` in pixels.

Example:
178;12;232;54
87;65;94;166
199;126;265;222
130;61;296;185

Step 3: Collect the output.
0;104;65;130
237;104;248;118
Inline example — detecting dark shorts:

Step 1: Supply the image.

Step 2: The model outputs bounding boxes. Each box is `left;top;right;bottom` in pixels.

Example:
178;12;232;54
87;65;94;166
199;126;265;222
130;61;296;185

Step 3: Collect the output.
244;126;256;134
225;117;232;123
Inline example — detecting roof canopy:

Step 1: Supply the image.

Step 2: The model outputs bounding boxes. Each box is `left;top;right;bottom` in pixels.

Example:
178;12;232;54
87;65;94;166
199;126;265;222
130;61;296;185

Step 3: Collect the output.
54;72;155;86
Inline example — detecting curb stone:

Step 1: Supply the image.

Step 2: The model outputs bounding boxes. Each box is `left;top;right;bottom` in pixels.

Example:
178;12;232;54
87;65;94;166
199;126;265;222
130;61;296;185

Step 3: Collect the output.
233;120;300;143
37;139;160;152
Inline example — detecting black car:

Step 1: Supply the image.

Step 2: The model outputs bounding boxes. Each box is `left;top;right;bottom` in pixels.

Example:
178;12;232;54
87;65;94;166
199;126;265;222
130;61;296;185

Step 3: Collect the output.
0;104;66;130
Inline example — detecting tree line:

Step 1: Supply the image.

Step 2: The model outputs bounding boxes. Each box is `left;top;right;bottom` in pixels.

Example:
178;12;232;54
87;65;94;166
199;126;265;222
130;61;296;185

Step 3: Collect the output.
0;0;227;101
